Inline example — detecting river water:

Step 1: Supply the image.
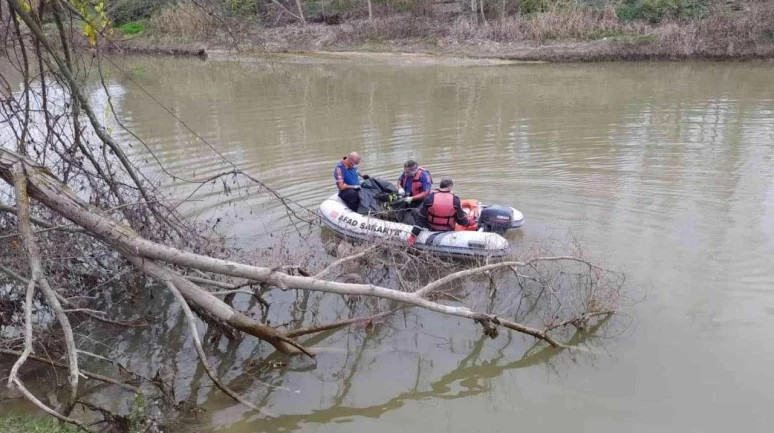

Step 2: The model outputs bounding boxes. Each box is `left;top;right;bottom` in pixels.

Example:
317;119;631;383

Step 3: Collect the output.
7;55;774;432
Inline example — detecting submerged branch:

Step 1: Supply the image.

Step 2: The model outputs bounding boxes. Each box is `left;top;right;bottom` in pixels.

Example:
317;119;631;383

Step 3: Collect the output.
285;310;395;338
165;280;272;415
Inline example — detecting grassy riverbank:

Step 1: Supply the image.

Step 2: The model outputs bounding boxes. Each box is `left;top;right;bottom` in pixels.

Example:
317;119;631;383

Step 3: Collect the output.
100;0;774;62
0;416;80;433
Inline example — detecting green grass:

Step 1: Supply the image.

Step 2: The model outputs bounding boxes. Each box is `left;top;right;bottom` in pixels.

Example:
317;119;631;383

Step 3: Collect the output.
120;21;145;35
0;415;81;433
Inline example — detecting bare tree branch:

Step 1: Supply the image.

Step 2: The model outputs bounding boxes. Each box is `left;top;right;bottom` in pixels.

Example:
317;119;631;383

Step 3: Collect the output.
0;349;139;392
0;203;85;232
9;378;92;432
285;310;395;338
315;244;380;279
7;278;35;390
10;162;80;416
7;0;185;238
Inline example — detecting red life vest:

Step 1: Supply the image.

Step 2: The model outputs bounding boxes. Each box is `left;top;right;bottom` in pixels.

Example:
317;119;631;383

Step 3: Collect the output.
426;190;456;231
400;167;431;197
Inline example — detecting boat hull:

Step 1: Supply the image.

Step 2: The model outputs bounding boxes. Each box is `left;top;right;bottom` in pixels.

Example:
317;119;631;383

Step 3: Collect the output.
319;194;513;258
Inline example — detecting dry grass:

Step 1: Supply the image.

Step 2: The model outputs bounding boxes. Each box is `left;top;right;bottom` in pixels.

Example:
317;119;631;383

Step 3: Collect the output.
654;3;774;58
450;5;650;42
147;1;220;40
336;15;439;43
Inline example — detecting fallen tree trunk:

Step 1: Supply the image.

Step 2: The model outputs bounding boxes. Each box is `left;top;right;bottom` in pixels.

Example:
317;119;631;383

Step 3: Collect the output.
124;255;301;354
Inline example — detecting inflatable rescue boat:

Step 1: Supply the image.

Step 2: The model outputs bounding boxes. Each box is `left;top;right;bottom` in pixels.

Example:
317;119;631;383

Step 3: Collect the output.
318;178;524;258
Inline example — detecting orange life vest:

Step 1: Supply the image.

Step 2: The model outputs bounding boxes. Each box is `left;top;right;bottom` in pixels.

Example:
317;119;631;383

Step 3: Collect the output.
400;167;431;197
426;190;456;231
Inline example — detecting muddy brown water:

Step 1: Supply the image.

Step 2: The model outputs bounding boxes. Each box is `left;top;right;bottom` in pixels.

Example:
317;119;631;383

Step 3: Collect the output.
3;55;774;432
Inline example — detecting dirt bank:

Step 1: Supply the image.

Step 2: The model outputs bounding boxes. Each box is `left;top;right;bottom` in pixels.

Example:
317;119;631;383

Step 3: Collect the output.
111;30;774;65
110;34;774;66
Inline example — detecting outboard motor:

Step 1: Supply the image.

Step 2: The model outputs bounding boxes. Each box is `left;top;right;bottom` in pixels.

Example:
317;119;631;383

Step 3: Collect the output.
478;205;514;234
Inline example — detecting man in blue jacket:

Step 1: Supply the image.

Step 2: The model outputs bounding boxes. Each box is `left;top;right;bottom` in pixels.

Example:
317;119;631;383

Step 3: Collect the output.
333;152;369;211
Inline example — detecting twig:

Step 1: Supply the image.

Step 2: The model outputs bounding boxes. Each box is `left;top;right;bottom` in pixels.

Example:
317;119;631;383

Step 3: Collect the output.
276;335;316;358
9;378;92;432
7;278;35;390
210;289;258;297
414;256;607;299
82;314;149;328
432;291;465;303
413;260;527;298
0;262;28;284
185;275;269;307
285;310;395;338
314;244;379;279
185;275;245;289
0;203;84;232
0;349;138;392
544;311;615;332
76;349;115;364
64;308;107;315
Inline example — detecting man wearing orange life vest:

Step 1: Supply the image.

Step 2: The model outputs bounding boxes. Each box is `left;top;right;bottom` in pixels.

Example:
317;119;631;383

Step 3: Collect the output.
418;177;472;232
397;160;432;208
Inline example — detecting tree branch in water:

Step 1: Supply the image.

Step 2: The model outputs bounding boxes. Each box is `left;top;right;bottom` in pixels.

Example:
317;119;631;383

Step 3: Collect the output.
10;162;80;416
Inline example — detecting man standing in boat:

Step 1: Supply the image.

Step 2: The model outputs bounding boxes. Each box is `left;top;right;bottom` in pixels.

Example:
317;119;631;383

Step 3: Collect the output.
397;160;432;208
418;177;472;231
334;151;369;211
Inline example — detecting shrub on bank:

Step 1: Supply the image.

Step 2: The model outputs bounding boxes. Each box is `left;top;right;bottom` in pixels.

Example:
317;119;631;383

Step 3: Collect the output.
107;0;175;25
121;21;145;35
616;0;710;23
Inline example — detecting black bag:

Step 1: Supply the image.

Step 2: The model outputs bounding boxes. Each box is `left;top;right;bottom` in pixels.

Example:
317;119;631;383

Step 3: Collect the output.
356;178;419;225
357;178;400;216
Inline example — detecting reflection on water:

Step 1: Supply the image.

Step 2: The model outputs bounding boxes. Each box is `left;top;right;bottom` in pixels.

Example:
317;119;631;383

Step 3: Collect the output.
4;56;774;432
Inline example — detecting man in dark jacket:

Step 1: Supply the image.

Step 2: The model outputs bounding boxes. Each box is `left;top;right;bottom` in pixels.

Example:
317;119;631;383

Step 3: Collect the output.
418;177;472;231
